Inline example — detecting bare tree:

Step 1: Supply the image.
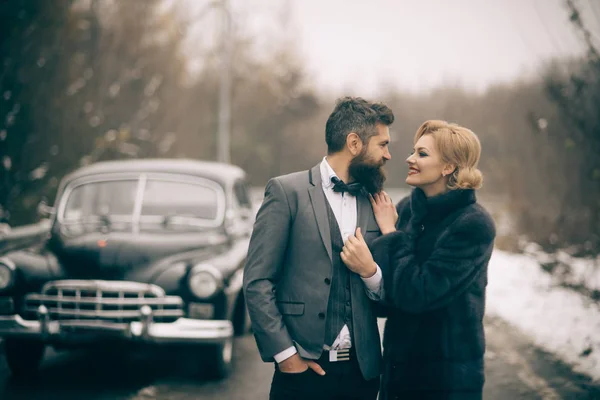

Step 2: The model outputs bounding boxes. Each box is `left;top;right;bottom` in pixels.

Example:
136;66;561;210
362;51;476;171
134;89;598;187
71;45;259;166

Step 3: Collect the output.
0;0;188;225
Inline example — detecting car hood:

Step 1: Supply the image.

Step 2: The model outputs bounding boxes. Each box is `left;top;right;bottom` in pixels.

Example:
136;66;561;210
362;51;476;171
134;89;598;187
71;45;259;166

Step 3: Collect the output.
51;230;230;282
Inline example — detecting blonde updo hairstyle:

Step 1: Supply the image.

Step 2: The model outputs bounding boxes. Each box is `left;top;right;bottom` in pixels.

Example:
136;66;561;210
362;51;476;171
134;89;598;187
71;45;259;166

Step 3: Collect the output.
414;120;483;190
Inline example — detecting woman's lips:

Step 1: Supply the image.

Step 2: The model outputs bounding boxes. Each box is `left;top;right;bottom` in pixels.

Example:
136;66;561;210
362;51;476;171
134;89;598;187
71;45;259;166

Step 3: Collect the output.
408;167;419;176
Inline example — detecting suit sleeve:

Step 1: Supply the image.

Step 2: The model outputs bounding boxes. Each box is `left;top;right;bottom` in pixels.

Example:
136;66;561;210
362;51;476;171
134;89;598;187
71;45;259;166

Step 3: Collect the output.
373;213;495;314
243;178;294;361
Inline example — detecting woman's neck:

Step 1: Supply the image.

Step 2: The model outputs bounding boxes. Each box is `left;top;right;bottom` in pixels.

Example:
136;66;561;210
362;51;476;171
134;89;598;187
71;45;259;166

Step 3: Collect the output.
420;181;449;198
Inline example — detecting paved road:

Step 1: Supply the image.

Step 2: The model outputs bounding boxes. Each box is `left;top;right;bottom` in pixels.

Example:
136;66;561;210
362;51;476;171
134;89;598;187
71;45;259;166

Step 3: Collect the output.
0;316;598;400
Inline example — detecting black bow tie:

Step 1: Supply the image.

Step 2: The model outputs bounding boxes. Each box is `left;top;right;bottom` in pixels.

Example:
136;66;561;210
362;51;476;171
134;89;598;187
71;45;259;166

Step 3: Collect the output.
331;176;364;196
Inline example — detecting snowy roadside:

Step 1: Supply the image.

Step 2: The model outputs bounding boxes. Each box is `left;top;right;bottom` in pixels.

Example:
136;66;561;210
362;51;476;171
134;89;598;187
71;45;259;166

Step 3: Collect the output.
521;242;600;294
486;249;600;383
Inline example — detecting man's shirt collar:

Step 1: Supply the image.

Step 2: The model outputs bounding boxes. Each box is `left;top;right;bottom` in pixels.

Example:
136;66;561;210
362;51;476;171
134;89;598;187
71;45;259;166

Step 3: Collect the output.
320;156;338;190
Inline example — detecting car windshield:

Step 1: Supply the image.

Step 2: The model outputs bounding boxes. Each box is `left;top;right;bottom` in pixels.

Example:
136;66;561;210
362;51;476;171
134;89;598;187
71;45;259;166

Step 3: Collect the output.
61;175;224;233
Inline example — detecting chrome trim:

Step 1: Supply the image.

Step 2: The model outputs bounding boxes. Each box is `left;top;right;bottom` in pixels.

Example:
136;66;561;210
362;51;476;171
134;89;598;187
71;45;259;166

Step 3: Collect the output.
140;305;153;338
0;257;16;271
132;174;147;234
0;315;234;344
41;280;166;296
23;308;183;320
0;257;16;291
38;305;49;337
25;294;182;306
24;280;183;323
130;319;233;343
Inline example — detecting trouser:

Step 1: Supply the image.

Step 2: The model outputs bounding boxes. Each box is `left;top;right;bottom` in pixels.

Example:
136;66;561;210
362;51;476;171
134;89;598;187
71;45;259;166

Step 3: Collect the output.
269;348;379;400
386;390;482;400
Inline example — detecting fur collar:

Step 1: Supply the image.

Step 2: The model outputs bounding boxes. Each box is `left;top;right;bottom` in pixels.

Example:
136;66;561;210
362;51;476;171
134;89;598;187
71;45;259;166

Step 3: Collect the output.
410;187;476;222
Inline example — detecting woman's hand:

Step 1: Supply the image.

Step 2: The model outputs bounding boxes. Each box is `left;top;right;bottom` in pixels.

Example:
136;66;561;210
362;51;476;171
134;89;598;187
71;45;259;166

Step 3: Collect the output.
370;191;398;234
341;228;378;278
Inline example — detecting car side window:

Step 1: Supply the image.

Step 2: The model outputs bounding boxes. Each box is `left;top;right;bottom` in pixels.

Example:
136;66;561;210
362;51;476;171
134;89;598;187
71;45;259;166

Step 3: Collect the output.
233;180;251;210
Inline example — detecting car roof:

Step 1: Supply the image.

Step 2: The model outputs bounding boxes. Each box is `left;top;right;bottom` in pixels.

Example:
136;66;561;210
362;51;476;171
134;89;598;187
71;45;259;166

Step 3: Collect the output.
61;158;246;188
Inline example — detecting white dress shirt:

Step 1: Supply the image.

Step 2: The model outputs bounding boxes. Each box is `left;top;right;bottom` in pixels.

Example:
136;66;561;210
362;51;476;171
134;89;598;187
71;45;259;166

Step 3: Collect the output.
274;157;383;363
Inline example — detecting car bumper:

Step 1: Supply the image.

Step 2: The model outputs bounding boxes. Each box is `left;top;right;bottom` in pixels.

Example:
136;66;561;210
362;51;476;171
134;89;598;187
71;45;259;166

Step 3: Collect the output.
0;307;233;346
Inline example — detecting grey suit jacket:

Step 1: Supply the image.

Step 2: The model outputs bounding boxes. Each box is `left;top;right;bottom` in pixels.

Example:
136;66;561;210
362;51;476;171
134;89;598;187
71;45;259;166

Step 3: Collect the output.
243;163;382;380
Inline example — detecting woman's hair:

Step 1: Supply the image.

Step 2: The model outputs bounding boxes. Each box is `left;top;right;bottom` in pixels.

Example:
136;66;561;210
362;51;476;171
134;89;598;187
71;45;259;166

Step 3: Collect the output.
414;120;483;190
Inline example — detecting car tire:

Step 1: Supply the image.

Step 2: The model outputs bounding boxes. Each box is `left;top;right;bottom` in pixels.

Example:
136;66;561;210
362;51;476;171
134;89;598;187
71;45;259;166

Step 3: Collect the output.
232;295;251;336
198;337;234;380
4;338;45;379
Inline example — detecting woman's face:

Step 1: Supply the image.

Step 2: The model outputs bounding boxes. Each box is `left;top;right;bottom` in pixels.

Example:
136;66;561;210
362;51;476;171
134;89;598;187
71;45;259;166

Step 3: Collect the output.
405;134;453;190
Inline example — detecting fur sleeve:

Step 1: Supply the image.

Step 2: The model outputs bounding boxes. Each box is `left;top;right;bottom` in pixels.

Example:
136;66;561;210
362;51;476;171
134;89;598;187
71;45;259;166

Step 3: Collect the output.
380;210;496;314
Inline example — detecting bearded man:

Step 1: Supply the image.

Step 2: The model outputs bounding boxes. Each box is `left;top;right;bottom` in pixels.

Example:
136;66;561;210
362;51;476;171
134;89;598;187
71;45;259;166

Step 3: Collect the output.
243;96;394;400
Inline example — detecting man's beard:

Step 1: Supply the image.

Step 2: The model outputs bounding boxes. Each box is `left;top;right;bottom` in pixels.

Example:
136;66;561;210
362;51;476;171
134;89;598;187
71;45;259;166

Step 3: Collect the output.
348;150;386;195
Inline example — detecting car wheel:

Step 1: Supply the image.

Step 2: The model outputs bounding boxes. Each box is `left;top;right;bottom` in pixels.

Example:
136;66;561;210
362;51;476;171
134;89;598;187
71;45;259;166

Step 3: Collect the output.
198;337;234;380
233;295;251;336
4;338;46;379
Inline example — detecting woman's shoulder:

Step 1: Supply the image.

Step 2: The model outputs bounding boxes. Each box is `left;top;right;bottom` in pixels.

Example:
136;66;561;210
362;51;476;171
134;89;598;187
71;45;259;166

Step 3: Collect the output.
453;202;496;241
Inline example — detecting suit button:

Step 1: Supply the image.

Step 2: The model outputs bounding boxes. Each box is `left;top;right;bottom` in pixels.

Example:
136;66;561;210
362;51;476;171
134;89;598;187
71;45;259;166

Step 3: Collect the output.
324;278;331;285
346;301;351;306
318;312;325;319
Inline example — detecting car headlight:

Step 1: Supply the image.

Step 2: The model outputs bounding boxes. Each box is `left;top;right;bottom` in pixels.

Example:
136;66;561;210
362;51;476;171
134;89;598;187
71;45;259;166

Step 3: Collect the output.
188;264;223;299
0;258;16;291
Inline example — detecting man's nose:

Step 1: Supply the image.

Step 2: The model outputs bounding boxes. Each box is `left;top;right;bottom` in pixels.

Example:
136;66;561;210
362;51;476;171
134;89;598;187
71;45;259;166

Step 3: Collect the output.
384;150;391;161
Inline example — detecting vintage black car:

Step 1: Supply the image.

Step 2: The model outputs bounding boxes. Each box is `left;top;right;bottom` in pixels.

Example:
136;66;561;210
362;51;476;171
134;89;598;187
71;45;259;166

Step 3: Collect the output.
0;159;254;379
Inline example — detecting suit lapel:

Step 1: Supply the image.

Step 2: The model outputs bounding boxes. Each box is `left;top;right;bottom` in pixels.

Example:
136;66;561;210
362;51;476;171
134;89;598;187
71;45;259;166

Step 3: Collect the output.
307;164;333;263
356;192;371;236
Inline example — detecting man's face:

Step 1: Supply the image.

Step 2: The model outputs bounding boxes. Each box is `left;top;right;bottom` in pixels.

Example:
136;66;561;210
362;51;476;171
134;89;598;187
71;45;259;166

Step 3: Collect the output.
363;123;392;167
348;123;391;194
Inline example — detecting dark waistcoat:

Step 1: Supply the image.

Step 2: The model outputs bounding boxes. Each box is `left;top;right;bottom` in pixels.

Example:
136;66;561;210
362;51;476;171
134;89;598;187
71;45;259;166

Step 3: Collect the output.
324;199;354;346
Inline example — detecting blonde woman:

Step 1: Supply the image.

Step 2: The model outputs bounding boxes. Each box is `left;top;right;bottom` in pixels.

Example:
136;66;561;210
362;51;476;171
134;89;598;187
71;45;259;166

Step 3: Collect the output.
341;120;496;399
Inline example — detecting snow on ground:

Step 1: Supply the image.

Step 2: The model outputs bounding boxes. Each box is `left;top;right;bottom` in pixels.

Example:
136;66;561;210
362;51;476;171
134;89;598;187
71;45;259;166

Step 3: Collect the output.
521;241;600;292
487;249;600;382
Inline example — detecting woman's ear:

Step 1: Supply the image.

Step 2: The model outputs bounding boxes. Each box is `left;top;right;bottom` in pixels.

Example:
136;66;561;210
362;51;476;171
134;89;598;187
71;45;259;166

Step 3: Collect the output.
442;164;456;177
347;132;362;156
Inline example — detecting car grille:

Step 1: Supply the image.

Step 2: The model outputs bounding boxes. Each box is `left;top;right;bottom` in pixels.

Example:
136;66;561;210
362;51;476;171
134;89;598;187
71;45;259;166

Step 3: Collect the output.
22;280;184;323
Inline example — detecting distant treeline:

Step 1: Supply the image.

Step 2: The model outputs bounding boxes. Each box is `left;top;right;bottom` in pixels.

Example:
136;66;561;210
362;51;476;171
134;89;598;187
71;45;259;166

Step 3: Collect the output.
0;0;597;254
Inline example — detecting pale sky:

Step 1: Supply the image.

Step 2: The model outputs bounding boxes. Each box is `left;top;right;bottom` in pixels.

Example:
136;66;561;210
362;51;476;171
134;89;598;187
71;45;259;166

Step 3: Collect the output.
289;0;594;94
190;0;599;95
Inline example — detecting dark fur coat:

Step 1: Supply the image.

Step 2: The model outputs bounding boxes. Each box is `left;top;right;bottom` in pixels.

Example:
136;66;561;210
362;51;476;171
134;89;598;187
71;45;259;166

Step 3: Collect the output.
371;188;496;396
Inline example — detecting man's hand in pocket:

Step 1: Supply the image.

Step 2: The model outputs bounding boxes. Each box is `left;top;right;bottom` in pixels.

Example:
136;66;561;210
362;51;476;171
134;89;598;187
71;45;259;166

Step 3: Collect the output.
278;353;325;375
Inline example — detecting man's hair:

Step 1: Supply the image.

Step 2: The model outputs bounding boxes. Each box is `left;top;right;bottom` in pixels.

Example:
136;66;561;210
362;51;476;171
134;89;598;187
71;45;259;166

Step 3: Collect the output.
325;96;394;154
